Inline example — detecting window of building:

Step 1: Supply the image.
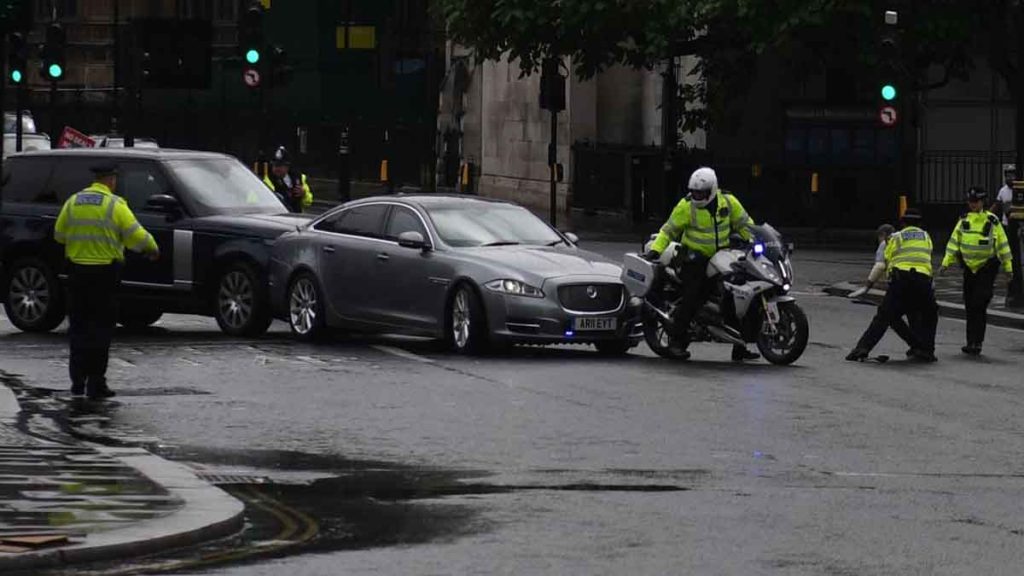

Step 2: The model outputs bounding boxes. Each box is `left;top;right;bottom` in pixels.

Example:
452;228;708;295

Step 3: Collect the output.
178;0;212;19
215;0;237;22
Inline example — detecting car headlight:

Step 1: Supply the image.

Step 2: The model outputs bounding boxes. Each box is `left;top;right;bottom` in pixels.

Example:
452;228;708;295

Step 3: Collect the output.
485;279;545;298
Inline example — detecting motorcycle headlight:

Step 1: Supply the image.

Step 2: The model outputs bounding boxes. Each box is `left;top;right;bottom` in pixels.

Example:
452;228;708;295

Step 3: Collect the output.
486;279;545;298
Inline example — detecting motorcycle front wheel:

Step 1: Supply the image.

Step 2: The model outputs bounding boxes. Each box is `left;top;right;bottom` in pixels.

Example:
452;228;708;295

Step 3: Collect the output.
755;301;809;366
643;308;687;359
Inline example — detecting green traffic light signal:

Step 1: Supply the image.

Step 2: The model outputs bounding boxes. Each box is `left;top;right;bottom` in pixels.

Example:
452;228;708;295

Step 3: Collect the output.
246;49;260;64
47;63;63;79
881;84;897;101
10;69;23;84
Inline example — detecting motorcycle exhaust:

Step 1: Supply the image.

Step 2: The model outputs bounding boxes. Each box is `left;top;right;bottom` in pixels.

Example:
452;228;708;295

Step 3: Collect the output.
706;325;746;346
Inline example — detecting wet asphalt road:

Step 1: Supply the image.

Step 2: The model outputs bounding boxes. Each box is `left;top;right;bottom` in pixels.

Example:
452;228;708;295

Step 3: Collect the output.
3;244;1024;575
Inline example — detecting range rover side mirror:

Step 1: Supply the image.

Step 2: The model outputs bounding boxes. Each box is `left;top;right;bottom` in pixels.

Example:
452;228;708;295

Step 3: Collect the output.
146;194;181;216
397;230;430;251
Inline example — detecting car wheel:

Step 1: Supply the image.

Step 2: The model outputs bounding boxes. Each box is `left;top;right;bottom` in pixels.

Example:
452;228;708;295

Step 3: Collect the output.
117;308;163;329
448;284;488;354
215;261;272;337
288;273;326;341
595;339;632;357
3;257;66;333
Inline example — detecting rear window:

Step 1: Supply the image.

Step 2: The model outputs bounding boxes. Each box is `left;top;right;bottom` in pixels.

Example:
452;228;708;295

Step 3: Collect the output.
1;157;56;204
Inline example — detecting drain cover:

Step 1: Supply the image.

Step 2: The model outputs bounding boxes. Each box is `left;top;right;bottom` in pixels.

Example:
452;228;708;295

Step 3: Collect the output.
194;473;269;485
117;387;212;397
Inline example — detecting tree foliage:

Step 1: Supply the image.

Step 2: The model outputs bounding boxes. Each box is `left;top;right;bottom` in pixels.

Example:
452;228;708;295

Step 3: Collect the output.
436;0;1024;136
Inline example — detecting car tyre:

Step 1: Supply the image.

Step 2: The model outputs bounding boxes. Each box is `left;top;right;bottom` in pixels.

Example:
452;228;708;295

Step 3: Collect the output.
117;308;164;329
287;272;326;341
3;257;66;333
447;284;489;354
595;339;632;357
215;261;272;337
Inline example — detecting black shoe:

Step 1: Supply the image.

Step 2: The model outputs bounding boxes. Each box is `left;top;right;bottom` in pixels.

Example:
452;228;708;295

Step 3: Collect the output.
667;338;691;361
961;344;982;356
731;347;760;362
87;388;117;400
909;350;938;363
845;349;869;362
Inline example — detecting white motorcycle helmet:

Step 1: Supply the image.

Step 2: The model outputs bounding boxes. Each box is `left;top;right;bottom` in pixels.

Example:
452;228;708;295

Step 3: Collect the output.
687;167;719;209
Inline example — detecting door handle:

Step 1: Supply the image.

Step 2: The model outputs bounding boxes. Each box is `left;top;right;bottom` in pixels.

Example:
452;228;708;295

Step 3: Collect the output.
322;246;336;254
376;253;390;262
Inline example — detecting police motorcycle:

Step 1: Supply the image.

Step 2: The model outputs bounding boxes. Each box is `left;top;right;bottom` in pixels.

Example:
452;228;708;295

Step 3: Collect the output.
621;224;809;365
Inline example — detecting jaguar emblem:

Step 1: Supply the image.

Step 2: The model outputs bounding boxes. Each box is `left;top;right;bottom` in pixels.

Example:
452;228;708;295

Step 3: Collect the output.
586;285;598;299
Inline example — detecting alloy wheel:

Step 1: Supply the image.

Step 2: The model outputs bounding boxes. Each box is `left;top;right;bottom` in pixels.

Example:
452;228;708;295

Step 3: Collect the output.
452;289;471;350
289;277;319;336
218;271;254;331
9;266;50;325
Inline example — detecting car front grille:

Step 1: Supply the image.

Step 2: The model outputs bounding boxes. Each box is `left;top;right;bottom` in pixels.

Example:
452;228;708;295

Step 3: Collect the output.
557;284;624;314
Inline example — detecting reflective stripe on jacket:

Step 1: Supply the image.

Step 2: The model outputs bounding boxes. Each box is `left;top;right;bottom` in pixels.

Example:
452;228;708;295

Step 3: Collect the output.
942;211;1013;273
651;192;755;257
263;172;313;211
885;226;933;277
54;183;158;265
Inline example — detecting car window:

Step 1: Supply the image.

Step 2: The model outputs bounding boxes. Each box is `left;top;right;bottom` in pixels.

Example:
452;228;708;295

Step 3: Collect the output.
43;157;96;204
117;162;172;211
316;205;387;238
164;158;284;216
384;206;427;240
1;157;55;203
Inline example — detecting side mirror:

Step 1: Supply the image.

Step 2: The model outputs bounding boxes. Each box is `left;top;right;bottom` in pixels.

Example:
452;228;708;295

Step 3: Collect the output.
146;194;180;212
397;230;430;251
563;232;580;244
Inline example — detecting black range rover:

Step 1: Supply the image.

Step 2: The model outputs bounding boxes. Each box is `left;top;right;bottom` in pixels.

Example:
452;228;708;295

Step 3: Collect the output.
0;148;309;336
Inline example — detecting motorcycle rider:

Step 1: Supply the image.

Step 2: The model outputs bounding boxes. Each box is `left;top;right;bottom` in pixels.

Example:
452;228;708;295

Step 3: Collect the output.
643;167;760;362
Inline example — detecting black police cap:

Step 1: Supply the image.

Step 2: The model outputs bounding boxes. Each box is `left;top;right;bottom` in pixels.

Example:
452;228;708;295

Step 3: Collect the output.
902;207;923;221
90;162;119;176
966;186;987;201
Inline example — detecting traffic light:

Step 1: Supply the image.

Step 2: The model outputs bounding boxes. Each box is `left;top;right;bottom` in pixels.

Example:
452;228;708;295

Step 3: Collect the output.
7;31;27;85
240;2;264;68
269;45;293;85
539;59;566;112
41;23;66;81
879;9;900;102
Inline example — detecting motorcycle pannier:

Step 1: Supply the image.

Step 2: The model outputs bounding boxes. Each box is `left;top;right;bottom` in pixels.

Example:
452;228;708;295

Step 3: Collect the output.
621;253;657;297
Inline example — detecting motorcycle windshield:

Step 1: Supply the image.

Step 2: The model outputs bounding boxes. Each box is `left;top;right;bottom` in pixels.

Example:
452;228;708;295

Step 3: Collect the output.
751;224;787;261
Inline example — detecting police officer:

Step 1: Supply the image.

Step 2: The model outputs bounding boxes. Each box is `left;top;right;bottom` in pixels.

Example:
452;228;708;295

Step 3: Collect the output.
54;163;160;399
846;208;939;362
643;167;760;362
263;146;313;213
940;186;1014;355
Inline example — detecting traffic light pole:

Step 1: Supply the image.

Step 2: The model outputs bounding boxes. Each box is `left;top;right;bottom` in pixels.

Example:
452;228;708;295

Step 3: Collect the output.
49;80;58;142
15;88;23;152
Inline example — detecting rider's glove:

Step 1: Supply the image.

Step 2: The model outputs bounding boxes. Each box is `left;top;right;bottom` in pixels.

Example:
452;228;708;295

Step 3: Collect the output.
642;250;661;262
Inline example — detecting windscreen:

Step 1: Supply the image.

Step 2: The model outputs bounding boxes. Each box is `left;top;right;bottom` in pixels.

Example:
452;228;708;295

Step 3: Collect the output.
426;203;563;248
165;158;286;216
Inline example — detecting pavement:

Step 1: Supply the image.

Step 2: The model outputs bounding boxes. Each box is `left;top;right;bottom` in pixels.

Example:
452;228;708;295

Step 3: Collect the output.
0;376;244;572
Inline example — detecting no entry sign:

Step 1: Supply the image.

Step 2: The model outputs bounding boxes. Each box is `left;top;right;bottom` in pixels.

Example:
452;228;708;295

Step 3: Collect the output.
244;68;261;88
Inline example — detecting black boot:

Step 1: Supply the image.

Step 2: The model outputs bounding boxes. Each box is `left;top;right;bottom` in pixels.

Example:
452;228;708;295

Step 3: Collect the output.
845;348;869;362
731;346;760;362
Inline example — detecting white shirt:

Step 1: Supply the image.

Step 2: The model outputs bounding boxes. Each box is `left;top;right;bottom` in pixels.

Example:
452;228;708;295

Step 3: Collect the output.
997;184;1013;225
283;174;294;189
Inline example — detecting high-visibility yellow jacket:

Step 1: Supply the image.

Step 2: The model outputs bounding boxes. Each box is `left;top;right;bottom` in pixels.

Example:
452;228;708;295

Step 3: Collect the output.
886;225;933;277
263;173;312;211
942;211;1013;274
54;183;158;265
651;191;755;257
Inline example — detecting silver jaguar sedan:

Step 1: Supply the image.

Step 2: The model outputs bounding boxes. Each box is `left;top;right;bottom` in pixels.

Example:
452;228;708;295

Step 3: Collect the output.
268;195;642;354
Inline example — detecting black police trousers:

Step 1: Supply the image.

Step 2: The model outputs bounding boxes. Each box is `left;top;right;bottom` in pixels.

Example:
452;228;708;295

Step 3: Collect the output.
670;259;747;355
963;259;1000;346
854;269;938;354
68;263;121;396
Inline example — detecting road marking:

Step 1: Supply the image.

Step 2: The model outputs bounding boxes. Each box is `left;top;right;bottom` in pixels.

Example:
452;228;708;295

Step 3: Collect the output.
110;358;135;369
372;345;436;364
295;355;328;366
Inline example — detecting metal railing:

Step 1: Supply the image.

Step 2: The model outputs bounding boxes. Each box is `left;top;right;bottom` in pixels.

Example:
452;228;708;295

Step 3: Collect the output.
918;151;1015;204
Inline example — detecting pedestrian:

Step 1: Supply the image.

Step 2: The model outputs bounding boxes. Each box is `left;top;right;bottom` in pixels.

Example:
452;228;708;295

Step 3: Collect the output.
54;163;160;400
993;166;1023;306
849;223;896;299
263;146;313;213
846;208;938;363
941;186;1014;355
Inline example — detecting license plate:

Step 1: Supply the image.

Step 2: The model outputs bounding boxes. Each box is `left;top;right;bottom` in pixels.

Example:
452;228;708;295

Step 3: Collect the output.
574;317;617;331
